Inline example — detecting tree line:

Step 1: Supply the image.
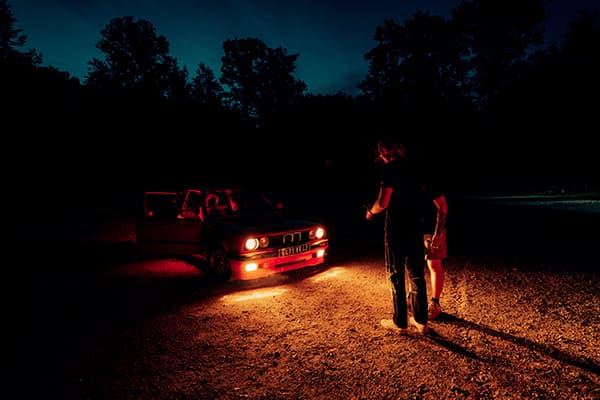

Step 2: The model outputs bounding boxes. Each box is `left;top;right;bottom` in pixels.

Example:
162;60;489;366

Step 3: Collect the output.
2;0;598;194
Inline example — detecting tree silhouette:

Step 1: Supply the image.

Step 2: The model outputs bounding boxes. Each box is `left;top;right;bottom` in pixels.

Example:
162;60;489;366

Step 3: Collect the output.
359;11;471;118
1;0;81;118
490;9;599;119
219;37;307;125
191;62;224;111
451;0;546;110
361;0;547;117
85;16;188;101
0;0;41;66
560;9;600;86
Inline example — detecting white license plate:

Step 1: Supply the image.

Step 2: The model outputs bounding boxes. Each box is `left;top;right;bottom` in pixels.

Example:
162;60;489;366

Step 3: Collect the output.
278;243;310;257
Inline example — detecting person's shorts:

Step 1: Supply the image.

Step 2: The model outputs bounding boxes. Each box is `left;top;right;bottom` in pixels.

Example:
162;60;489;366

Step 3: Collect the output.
424;231;447;260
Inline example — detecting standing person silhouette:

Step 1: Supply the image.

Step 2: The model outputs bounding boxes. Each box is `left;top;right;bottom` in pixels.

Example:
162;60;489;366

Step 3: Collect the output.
365;137;430;334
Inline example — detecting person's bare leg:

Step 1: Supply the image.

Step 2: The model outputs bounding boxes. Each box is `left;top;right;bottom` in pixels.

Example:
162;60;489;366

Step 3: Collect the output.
428;259;444;300
427;259;444;319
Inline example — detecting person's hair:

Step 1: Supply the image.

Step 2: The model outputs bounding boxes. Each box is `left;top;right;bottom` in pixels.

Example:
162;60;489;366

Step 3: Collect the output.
377;136;406;161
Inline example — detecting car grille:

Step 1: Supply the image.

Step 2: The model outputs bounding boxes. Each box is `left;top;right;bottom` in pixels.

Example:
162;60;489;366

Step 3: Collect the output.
268;230;310;248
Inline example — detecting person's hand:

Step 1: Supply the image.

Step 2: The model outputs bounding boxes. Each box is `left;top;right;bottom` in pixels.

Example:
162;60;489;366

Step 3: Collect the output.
365;208;374;221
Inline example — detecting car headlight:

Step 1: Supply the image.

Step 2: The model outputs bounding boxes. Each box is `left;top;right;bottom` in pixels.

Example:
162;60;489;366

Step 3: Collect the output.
310;227;325;239
259;237;270;248
245;237;270;250
245;238;259;250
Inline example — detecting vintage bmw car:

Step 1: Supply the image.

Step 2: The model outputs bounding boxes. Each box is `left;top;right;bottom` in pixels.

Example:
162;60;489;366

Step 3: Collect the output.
136;188;329;281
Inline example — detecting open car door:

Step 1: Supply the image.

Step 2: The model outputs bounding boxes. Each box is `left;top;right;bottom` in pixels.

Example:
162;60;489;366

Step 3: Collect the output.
136;191;203;255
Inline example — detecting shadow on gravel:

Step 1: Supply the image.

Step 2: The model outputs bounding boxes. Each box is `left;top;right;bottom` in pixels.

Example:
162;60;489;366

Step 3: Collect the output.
421;329;483;361
434;313;600;376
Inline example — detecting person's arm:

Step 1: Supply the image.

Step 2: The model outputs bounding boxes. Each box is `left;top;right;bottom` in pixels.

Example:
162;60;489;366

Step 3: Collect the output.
431;194;448;247
365;186;393;220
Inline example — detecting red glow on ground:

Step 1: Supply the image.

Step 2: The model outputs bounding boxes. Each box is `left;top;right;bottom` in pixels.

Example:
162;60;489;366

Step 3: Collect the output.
113;259;204;278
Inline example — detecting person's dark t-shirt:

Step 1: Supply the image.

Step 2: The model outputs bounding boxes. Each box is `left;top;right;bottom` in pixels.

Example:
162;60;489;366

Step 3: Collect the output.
380;156;424;241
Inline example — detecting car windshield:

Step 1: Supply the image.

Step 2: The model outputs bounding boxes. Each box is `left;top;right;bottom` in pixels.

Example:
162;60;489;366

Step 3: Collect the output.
204;189;277;218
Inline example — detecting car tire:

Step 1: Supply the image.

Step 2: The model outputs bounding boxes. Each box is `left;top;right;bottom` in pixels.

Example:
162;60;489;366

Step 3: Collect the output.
208;245;232;282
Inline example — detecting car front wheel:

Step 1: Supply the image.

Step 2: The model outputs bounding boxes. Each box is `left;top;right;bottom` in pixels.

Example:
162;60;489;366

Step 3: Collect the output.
208;246;232;282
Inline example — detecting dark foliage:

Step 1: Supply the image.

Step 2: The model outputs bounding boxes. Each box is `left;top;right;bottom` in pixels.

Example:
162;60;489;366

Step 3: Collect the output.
2;0;598;201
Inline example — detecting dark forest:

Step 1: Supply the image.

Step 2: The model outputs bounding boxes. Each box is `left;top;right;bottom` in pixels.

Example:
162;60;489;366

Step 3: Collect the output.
2;0;599;203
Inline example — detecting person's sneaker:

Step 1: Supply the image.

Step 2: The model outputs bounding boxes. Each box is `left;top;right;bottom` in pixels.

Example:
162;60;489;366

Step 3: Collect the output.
428;301;442;320
409;316;430;334
380;319;409;334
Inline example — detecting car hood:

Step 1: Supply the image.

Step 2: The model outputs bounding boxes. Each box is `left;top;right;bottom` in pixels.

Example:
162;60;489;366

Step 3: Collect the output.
208;214;322;236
